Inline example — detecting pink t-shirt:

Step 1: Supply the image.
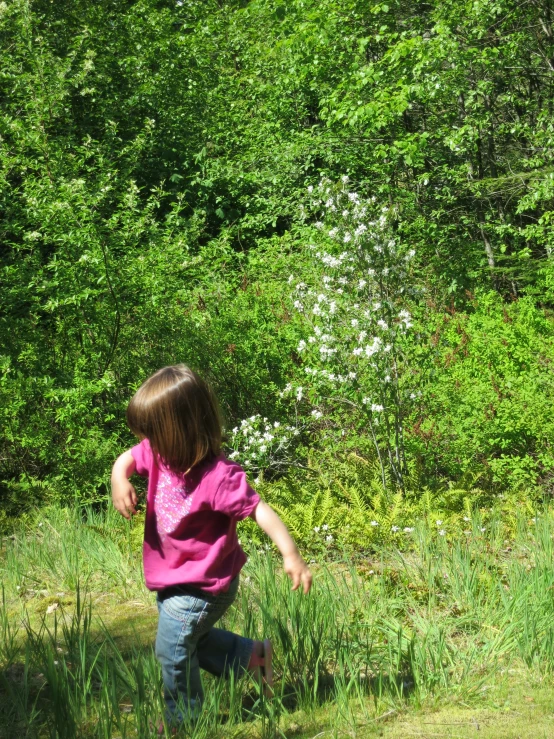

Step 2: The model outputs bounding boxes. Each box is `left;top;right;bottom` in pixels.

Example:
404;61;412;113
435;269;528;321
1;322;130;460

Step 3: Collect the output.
131;439;260;593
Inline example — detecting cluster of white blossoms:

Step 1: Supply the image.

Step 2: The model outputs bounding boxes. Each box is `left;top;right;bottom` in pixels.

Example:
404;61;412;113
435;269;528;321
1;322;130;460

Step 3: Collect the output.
227;414;300;474
290;178;417;426
228;179;417;481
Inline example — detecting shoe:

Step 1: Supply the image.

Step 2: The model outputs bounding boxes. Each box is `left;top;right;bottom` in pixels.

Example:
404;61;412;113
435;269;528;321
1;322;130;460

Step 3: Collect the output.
261;638;273;697
153;720;177;736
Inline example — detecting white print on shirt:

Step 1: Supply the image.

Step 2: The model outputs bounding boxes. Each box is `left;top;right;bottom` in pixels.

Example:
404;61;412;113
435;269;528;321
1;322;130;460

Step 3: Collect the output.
154;471;195;540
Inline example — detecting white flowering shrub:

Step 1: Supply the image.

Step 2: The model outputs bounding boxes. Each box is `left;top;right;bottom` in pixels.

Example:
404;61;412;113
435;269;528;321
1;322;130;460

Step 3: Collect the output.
227;414;301;478
289;177;419;488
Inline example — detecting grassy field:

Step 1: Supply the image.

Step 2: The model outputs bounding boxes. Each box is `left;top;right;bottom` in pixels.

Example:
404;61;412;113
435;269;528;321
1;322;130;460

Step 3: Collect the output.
2;505;554;738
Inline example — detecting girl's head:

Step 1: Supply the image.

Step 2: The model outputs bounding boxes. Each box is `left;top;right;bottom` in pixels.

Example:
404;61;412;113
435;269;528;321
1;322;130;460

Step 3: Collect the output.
127;365;222;473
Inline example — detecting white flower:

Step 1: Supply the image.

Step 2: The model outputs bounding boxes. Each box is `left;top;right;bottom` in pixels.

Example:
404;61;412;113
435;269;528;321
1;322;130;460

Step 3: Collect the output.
296;387;303;401
273;422;280;428
343;232;352;243
311;410;323;419
297;340;307;352
322;524;329;531
307;185;314;193
436;520;443;526
371;404;384;412
293;300;304;311
348;372;357;379
463;516;470;522
314;526;321;533
371;520;379;526
228;451;239;459
328;228;338;238
355;224;367;237
326;534;334;542
377;319;388;330
403;527;414;533
384;375;391;383
358;279;367;289
362;397;371;405
480;527;486;533
365;337;382;357
353;347;363;356
315;221;323;229
341;175;349;183
312;305;322;316
391;526;400;532
438;529;446;536
288;274;294;284
351;319;359;327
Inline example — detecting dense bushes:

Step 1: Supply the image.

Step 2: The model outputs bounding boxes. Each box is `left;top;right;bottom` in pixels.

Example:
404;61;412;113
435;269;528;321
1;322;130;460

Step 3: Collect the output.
2;0;554;521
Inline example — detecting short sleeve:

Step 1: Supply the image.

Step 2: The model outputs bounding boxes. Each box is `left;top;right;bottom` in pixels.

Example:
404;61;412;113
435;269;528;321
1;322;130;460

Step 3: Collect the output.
212;462;260;520
131;439;154;477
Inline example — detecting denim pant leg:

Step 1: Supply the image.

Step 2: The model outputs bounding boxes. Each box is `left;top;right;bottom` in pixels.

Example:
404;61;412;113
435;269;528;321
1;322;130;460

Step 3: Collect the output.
195;578;254;678
155;577;254;724
156;593;206;723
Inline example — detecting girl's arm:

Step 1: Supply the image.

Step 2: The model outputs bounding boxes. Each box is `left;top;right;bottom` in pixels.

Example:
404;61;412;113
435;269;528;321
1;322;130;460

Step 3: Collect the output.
111;449;138;519
251;500;312;593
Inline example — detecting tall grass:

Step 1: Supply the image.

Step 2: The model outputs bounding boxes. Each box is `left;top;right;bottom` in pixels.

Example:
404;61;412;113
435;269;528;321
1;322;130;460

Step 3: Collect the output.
2;506;554;737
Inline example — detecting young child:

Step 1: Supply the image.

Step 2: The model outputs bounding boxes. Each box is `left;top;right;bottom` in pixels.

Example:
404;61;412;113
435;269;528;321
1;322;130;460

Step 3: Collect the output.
111;365;312;729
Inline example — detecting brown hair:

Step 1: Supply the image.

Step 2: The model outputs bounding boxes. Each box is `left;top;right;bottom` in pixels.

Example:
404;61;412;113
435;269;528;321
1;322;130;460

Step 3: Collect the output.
126;365;222;473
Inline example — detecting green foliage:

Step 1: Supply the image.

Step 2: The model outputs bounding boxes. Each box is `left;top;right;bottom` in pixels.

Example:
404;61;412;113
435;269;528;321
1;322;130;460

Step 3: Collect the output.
411;291;554;490
2;0;554;511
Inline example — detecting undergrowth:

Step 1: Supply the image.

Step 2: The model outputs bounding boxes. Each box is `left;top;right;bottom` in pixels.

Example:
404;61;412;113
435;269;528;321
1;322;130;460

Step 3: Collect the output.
1;498;554;737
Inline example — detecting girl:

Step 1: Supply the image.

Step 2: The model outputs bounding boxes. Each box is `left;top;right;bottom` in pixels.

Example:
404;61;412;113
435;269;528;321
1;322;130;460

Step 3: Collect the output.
111;365;312;729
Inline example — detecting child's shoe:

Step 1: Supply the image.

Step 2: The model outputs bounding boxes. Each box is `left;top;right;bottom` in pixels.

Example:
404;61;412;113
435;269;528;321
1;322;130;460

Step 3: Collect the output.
261;638;273;697
249;638;273;697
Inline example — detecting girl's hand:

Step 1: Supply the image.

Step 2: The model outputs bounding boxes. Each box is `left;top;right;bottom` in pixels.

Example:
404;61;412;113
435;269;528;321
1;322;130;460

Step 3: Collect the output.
112;479;138;519
111;450;138;519
283;553;312;594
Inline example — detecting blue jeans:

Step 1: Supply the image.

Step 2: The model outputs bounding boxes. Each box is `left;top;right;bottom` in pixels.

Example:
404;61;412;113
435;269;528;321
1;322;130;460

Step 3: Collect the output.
155;576;253;724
